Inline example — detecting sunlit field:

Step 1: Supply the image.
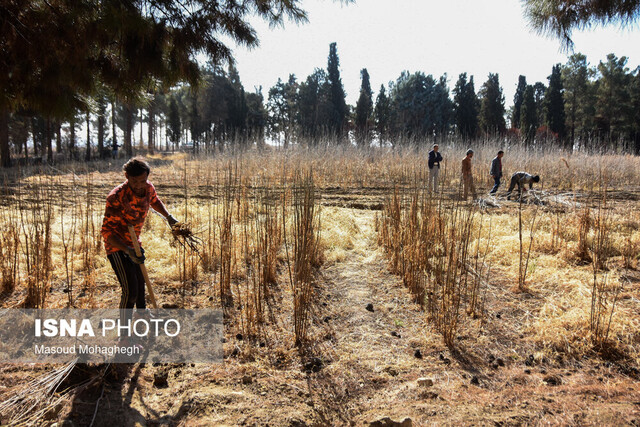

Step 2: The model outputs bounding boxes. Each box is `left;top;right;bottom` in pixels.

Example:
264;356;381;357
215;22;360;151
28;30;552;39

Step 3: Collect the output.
1;143;639;425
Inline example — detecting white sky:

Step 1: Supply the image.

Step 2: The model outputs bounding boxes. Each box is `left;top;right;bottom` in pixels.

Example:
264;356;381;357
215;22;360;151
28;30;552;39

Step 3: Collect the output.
228;0;640;108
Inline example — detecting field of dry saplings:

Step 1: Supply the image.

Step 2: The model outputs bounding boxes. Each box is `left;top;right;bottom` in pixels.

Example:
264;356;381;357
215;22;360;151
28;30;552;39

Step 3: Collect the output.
1;142;639;426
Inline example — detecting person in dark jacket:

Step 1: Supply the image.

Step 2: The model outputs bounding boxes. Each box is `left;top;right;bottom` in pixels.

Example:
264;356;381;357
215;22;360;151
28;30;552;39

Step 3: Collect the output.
506;171;540;200
428;144;443;192
489;150;504;195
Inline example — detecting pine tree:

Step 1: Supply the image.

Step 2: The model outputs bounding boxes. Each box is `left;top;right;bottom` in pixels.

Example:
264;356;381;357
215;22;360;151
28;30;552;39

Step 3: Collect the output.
545;64;566;141
327;43;347;140
1;0;308;166
479;73;506;136
562;53;594;148
355;68;373;147
596;54;632;144
512;75;527;128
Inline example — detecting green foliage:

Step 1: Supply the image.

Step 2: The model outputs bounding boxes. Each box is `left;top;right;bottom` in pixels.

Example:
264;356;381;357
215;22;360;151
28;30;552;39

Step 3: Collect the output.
374;85;392;145
512;75;528;129
479;73;506;135
545;64;566;140
562;53;596;146
267;75;299;147
327;43;348;139
390;71;452;141
298;69;332;143
523;0;640;48
520;85;537;145
453;73;479;140
596;54;633;141
355;69;374;146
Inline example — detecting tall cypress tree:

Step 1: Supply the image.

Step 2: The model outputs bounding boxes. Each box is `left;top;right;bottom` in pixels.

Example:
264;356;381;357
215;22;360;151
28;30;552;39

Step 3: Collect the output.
327;42;347;140
374;85;391;146
479;73;506;135
512;75;527;128
520;85;537;145
545;64;566;141
355;68;373;146
453;73;479;140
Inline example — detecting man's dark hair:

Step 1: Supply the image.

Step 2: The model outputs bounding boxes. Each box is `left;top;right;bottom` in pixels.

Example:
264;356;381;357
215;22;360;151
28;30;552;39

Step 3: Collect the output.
533;175;540;182
123;157;150;177
498;150;504;155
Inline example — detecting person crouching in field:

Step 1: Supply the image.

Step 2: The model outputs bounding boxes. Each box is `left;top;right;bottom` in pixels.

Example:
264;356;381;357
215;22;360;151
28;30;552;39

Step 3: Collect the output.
428;144;443;192
101;158;178;336
461;149;476;200
506;171;540;200
489;150;504;195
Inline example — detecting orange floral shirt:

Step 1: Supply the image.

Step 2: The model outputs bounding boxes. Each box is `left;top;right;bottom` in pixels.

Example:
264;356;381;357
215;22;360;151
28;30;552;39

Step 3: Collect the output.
101;181;161;254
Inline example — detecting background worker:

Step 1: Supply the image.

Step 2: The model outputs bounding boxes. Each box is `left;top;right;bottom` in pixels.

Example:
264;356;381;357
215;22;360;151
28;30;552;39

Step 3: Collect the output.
461;149;476;200
101;157;179;332
489;150;504;195
428;144;443;192
506;171;541;200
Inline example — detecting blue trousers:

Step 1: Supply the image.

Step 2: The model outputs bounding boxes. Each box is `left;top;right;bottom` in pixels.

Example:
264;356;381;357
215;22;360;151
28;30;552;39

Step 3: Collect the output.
490;176;501;194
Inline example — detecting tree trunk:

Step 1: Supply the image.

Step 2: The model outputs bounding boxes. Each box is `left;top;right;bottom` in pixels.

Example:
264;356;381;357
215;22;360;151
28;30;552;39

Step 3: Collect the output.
70;116;76;159
148;102;154;155
85;111;91;161
0;109;10;167
111;101;118;150
98;110;105;159
46;117;53;163
124;104;133;157
55;120;62;153
139;108;144;150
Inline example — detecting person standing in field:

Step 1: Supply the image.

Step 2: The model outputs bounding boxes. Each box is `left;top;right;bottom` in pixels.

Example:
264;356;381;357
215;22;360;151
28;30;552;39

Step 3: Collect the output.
101;157;178;330
461;149;476;200
489;150;504;195
506;171;540;200
428;144;443;192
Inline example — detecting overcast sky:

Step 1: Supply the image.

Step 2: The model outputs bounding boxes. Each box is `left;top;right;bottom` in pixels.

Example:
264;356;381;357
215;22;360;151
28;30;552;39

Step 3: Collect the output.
227;0;640;109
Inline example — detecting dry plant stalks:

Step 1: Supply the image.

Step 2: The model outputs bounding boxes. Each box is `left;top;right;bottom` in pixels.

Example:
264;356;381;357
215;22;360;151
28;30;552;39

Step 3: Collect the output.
245;182;283;337
0;360;111;426
517;195;540;292
378;180;480;348
59;177;79;307
219;165;236;309
287;170;321;347
589;182;622;347
19;174;53;308
576;206;592;263
0;189;20;295
0;360;78;425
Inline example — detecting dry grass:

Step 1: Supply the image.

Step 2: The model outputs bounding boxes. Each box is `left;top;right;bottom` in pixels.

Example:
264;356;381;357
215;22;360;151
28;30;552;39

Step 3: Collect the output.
0;143;639;424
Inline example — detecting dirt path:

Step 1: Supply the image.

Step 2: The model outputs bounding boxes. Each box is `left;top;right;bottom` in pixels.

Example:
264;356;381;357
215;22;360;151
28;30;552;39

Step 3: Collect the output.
305;209;445;424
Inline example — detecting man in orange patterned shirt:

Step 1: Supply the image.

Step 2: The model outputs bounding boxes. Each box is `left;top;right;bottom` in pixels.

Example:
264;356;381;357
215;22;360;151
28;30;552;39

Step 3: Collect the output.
101;157;178;328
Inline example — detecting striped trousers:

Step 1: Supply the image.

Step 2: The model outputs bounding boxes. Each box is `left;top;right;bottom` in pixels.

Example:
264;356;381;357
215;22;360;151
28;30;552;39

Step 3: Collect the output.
107;251;146;326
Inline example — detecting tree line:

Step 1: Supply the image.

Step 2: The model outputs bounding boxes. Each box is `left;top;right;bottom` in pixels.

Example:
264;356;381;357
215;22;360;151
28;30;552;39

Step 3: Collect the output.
3;2;640;167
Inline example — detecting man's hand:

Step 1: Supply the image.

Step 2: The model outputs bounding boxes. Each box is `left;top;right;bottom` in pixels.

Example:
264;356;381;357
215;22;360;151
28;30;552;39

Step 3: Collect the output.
127;247;146;264
166;214;179;227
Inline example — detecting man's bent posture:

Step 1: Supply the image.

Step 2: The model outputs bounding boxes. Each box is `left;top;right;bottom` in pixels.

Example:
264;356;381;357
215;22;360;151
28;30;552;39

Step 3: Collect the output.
506;171;540;200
